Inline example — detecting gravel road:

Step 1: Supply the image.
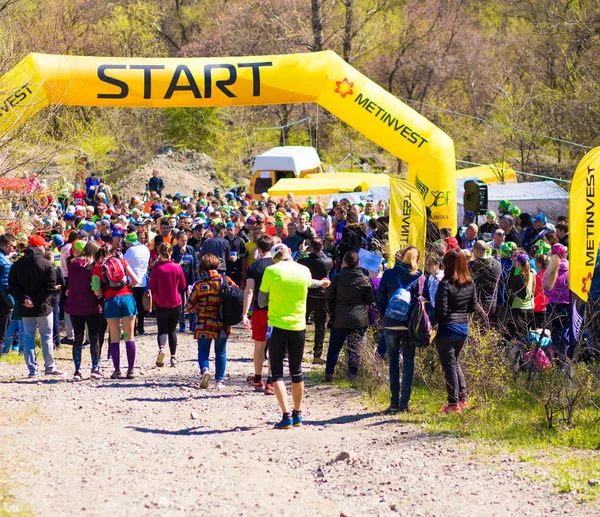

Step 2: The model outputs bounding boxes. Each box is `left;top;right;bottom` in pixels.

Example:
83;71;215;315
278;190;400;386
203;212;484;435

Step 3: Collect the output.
0;322;594;517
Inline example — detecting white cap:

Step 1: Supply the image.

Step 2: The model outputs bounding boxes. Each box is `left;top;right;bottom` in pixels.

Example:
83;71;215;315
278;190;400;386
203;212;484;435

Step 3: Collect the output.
270;242;288;258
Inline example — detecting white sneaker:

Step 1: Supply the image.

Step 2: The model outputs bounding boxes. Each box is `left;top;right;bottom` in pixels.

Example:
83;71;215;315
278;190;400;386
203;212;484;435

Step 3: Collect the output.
156;349;166;367
200;370;211;389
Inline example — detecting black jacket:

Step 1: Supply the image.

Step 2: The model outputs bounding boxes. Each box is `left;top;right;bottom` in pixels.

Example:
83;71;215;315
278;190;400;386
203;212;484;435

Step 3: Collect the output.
225;235;248;282
325;267;374;328
337;223;367;266
469;257;501;314
200;236;231;272
8;247;57;317
50;265;66;305
505;227;523;247
434;278;477;325
298;252;333;299
148;176;165;194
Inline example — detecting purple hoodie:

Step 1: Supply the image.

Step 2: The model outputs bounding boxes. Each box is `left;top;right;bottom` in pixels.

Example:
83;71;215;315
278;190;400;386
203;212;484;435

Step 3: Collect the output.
544;259;569;305
65;258;102;316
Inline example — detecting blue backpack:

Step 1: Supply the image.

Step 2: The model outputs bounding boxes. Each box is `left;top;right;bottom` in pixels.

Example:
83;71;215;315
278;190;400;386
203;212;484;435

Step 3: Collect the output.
385;277;413;321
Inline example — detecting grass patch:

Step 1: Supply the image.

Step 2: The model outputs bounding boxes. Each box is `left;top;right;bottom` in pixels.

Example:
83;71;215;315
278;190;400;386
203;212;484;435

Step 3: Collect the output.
0;352;22;366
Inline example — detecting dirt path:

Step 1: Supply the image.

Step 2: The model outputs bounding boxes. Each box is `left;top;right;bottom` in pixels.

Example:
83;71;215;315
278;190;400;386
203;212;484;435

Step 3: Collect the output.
0;323;592;517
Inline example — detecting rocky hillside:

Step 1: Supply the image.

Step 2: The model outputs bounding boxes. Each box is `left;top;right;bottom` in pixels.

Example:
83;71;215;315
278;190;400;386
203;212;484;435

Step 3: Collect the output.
113;149;226;199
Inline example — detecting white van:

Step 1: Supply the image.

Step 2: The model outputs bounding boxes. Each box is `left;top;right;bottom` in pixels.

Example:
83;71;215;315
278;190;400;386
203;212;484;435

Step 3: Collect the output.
249;146;323;199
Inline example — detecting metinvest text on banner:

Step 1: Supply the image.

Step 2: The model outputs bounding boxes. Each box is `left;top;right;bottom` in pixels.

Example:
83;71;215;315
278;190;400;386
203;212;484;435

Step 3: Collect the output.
569;147;600;343
388;178;426;267
569;147;600;303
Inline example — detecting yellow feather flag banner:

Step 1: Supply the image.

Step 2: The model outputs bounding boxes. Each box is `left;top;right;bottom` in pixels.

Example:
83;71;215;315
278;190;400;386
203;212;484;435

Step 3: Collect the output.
388;178;426;267
569;147;600;302
0;51;456;231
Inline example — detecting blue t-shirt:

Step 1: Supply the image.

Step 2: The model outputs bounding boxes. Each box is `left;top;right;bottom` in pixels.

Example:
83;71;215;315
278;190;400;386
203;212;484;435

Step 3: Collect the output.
438;323;468;340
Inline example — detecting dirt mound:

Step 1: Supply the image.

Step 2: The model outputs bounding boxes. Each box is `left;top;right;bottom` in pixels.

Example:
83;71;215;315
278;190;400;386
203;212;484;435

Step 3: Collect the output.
113;148;224;199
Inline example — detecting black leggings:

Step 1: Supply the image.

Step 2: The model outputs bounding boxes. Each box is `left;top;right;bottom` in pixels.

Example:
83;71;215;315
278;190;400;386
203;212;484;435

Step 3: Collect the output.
155;304;181;355
70;313;103;369
132;287;147;333
269;327;305;383
436;336;467;405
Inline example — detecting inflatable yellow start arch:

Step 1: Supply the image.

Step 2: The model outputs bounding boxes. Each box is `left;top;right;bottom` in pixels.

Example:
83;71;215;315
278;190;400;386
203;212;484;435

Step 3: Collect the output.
0;51;456;229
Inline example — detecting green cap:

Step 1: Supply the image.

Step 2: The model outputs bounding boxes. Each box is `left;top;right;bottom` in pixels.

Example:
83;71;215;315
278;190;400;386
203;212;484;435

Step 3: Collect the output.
486;210;497;219
499;242;516;258
535;241;551;256
73;240;86;253
125;232;139;244
499;200;511;211
510;205;521;217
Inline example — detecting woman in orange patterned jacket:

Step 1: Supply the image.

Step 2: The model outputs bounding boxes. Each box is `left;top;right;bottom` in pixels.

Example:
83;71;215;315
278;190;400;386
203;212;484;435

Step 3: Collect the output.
186;253;236;389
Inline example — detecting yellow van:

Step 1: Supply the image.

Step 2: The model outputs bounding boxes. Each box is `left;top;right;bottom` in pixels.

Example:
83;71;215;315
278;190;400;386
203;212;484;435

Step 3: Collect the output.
249;146;323;199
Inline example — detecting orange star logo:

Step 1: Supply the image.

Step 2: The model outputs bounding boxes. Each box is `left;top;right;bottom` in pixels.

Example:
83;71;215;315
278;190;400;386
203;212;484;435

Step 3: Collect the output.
582;272;593;294
334;78;354;98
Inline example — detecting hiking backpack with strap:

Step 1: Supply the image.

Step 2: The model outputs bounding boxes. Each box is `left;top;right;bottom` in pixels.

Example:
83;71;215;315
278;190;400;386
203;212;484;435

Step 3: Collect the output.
219;274;244;327
408;275;438;347
102;255;128;289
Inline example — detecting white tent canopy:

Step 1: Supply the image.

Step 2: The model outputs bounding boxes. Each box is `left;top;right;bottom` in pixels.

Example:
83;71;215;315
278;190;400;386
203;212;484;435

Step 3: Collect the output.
456;179;569;221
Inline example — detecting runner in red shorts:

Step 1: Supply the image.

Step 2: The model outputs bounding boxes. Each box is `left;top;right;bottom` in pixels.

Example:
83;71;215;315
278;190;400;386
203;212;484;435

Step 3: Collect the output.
242;234;275;395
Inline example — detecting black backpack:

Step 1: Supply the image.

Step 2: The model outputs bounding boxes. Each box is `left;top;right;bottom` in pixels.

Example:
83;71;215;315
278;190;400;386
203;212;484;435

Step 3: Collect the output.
219;274;244;327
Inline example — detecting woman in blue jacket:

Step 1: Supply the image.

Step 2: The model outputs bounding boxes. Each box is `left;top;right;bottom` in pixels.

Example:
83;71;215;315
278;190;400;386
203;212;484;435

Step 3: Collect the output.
375;246;422;413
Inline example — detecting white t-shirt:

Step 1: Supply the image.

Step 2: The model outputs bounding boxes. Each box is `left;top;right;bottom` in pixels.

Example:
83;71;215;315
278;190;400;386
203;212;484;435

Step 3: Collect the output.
311;213;331;239
124;243;150;288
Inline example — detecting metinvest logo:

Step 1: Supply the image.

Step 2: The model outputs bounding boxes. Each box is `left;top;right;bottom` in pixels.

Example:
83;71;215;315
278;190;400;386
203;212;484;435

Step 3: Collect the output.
334;78;354;98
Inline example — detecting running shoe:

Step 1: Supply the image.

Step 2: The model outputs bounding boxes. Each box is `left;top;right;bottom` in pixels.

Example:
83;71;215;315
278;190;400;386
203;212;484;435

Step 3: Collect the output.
28;371;39;379
251;379;264;390
323;374;334;383
458;399;469;410
439;404;461;414
90;369;105;380
292;411;303;427
110;369;124;379
386;404;399;413
170;356;177;367
200;370;211;389
179;326;186;333
60;337;74;345
274;415;293;429
126;369;135;379
215;381;225;390
73;371;83;381
45;368;65;377
156;349;166;367
264;383;275;396
312;357;326;365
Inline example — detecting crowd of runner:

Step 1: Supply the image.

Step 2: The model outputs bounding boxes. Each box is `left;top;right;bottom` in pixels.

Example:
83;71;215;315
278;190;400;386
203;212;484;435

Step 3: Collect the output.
0;168;598;428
